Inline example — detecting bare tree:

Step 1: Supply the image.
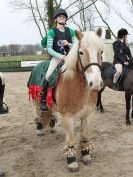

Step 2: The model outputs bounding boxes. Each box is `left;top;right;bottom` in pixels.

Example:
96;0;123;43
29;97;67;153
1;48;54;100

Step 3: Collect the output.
9;0;133;39
9;0;61;37
112;0;133;29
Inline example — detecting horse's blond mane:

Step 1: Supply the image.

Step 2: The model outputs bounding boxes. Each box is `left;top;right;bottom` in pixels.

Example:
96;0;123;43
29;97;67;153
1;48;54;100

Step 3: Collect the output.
62;42;78;79
63;31;104;80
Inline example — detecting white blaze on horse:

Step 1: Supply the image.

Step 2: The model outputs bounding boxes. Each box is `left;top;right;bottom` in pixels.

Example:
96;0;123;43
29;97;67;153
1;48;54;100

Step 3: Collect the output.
28;28;104;172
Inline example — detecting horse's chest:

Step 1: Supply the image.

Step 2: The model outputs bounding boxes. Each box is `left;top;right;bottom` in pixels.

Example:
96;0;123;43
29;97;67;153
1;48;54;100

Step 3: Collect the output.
56;80;97;114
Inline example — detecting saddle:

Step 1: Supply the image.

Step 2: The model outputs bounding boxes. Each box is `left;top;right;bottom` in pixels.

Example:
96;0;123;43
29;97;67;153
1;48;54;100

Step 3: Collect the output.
102;64;128;86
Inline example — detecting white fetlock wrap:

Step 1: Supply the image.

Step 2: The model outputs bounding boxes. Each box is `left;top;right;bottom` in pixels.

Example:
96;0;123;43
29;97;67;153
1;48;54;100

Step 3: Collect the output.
36;129;44;136
68;161;79;172
81;154;91;165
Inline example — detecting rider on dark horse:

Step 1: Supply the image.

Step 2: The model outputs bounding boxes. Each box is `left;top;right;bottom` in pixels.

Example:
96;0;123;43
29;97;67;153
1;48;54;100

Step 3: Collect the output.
40;8;75;112
112;28;132;90
0;72;9;114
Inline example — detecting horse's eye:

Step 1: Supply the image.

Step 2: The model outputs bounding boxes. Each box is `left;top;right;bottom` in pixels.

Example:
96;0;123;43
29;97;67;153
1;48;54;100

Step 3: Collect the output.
79;51;83;55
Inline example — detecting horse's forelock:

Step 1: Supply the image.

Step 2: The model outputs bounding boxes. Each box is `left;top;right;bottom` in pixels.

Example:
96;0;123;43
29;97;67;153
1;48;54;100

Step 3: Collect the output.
81;31;103;51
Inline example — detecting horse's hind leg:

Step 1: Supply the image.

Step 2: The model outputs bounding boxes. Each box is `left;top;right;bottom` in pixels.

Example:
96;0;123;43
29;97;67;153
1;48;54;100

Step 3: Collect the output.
125;92;131;125
34;117;44;136
131;96;133;120
35;100;52;135
62;116;79;172
80;112;94;165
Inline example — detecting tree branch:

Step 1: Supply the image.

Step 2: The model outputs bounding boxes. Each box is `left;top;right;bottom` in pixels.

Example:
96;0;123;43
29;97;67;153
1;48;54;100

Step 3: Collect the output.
29;0;43;38
68;0;98;20
35;0;47;34
92;0;116;38
114;8;133;28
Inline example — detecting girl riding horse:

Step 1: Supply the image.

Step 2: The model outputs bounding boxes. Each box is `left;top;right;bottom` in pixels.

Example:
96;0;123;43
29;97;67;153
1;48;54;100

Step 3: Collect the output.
40;8;75;112
112;28;132;90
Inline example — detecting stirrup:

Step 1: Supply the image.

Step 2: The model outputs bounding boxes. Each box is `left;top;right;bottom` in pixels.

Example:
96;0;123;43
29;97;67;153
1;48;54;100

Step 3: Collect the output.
112;83;119;91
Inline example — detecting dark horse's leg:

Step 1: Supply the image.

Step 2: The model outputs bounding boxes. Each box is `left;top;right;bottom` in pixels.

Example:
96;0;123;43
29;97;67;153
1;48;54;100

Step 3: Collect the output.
125;92;131;125
131;96;133;120
96;87;105;112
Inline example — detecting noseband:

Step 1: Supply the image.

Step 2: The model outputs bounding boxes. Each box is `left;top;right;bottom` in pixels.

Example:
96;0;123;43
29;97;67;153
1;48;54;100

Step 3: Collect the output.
78;49;101;79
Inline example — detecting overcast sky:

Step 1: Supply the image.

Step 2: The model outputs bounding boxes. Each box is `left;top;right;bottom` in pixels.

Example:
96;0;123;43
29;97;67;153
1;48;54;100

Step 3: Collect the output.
0;0;133;46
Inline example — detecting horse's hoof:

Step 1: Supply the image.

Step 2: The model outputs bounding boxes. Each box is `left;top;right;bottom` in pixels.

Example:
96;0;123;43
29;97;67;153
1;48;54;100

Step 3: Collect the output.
126;121;131;126
100;109;104;113
96;106;100;111
50;129;56;134
96;107;104;113
81;154;91;166
36;129;44;136
0;168;5;177
68;162;79;172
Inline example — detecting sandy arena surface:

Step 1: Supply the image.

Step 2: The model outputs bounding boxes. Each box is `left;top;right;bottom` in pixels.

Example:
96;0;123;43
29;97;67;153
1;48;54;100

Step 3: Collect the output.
0;72;133;177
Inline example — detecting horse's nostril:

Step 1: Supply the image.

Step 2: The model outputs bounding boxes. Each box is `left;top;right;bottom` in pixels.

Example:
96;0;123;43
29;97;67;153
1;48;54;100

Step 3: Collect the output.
89;81;93;87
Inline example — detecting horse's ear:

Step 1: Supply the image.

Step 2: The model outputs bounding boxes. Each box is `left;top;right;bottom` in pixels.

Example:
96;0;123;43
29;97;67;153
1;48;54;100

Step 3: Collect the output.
75;30;83;41
96;27;102;37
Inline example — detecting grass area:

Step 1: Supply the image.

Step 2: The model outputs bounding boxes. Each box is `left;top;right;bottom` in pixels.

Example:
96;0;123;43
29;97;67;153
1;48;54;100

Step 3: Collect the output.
0;54;49;62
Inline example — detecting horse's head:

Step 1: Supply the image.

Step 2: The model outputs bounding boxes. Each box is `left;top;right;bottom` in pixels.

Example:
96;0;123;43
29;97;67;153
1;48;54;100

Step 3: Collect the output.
74;28;104;91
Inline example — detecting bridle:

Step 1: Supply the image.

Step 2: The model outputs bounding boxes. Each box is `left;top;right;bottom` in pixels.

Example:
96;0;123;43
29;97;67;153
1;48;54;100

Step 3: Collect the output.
77;48;101;80
59;44;102;78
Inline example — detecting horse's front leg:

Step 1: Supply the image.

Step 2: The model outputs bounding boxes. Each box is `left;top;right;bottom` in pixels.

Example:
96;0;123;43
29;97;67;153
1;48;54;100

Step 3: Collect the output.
80;111;94;165
62;116;79;172
96;88;105;112
125;92;131;125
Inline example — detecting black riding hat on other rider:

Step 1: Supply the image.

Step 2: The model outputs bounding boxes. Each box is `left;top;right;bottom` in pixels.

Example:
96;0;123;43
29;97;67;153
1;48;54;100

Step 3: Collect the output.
112;28;132;91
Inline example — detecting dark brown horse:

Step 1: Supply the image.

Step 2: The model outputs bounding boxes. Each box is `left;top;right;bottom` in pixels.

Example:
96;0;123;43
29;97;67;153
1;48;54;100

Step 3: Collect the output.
96;61;133;125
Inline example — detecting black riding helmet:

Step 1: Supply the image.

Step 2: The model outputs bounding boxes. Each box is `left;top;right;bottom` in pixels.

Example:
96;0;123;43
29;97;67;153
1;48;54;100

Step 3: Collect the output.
117;28;129;38
53;8;68;19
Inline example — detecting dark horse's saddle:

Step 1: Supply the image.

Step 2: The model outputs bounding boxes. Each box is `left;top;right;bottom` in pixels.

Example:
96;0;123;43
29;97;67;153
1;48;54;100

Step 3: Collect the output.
101;62;128;89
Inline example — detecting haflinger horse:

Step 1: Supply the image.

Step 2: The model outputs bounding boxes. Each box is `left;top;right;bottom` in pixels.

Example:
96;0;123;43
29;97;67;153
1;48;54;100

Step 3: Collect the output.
96;60;133;125
28;28;104;172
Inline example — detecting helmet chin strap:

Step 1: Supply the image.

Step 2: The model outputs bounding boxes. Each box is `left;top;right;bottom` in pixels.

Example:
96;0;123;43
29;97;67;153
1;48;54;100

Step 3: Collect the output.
57;22;66;26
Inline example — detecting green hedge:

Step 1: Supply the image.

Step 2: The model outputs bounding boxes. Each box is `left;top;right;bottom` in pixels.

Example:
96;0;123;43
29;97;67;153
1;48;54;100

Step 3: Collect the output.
0;54;49;72
0;61;34;72
0;54;49;62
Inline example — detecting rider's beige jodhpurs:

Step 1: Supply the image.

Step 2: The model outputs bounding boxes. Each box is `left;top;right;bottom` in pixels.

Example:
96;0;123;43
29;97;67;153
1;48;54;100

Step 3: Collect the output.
45;57;62;81
113;63;122;84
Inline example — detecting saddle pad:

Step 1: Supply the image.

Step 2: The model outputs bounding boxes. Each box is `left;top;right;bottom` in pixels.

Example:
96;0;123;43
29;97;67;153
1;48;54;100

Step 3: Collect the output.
27;60;59;109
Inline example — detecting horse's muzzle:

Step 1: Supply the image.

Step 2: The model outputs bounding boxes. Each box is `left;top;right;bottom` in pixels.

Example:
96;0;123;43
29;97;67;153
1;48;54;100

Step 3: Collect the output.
88;79;103;91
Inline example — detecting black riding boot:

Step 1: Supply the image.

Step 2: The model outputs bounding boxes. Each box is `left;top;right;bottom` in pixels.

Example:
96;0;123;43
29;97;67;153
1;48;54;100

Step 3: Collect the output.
40;79;49;112
0;95;9;114
112;83;119;91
